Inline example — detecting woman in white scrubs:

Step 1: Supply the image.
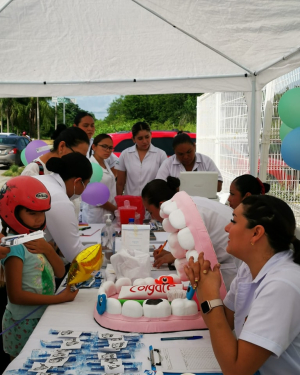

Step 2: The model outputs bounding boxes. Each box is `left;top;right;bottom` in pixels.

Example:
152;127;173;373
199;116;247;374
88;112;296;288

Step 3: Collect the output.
116;122;167;196
228;174;270;209
21;127;89;176
82;134;117;223
33;153;93;263
185;195;300;375
141;177;240;291
156;132;223;192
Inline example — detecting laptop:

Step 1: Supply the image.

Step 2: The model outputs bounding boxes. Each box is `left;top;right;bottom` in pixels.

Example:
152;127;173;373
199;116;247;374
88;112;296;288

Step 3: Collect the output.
179;171;218;198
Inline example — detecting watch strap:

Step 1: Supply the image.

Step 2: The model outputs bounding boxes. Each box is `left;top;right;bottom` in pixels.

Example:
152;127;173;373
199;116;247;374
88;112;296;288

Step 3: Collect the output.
209;299;223;309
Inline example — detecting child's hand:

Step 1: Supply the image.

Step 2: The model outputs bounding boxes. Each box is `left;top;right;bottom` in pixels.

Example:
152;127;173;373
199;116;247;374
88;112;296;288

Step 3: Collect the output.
59;284;79;302
153;250;175;269
25;238;53;255
0;245;10;260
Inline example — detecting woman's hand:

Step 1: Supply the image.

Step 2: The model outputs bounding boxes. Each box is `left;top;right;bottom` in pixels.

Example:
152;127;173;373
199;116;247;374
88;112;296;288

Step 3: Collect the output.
0;245;10;260
184;252;222;300
153;250;175;268
58;284;79;303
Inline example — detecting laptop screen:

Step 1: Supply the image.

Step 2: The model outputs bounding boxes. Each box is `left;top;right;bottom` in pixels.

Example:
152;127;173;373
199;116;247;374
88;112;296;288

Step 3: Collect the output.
179;171;218;198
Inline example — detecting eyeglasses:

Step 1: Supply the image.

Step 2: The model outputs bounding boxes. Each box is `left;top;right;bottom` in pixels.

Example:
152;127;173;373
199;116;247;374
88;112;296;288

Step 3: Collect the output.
97;144;114;151
66;144;75;153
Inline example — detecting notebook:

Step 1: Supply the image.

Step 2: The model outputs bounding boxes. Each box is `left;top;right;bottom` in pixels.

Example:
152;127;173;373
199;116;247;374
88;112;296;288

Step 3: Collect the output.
179;171;218;198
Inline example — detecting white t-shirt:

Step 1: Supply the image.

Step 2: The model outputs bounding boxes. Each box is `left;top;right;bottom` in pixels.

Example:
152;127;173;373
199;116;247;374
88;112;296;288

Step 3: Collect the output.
82;156;117;224
115;144;167;196
224;250;300;375
156;153;223;181
33;173;86;263
21;157;50;176
191;196;241;290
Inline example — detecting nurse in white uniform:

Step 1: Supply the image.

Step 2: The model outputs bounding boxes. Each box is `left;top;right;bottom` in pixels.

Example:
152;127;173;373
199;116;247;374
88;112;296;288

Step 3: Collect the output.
156;132;223;192
141;177;240;291
115;122;167;196
185;195;300;375
33;153;93;263
82;134;117;223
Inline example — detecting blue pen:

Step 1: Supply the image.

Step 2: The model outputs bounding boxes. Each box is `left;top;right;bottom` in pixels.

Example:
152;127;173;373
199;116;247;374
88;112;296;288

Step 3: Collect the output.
161;335;203;341
186;282;196;300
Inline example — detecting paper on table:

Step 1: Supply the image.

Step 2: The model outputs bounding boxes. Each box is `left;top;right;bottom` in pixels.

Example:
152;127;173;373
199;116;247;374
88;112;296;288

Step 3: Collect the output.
154;345;221;373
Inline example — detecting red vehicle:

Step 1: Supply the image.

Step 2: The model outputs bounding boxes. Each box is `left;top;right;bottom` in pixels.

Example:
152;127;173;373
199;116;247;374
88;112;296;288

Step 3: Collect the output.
109;130;196;157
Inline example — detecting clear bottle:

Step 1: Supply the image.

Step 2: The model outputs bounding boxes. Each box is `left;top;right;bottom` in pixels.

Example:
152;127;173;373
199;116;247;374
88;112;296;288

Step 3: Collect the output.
100;214;116;263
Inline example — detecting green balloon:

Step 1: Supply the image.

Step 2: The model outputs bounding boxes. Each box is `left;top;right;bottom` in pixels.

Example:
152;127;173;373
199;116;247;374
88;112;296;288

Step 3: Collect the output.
278;87;300;129
280;122;293;141
90;162;103;183
20;148;28;166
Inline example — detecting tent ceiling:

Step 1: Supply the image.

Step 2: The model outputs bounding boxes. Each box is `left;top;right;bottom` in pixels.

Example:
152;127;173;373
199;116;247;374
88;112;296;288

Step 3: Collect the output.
0;0;300;97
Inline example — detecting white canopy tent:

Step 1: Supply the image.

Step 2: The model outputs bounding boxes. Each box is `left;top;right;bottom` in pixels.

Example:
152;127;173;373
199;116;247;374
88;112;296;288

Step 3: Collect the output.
0;0;300;173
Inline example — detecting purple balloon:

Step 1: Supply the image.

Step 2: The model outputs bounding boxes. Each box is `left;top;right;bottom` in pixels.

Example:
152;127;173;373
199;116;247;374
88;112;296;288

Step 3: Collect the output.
81;182;110;206
25;140;50;163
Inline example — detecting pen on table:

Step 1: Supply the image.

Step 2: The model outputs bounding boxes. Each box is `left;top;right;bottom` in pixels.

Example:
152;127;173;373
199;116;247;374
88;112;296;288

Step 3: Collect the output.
79;226;91;231
157;240;168;255
160;336;203;341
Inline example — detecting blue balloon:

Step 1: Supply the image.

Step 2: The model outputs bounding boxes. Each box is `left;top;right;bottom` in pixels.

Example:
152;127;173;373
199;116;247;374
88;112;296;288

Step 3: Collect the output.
281;127;300;170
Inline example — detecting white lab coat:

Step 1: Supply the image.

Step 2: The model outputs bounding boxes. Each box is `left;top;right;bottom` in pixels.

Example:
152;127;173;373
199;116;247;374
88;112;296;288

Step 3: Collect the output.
33;173;86;263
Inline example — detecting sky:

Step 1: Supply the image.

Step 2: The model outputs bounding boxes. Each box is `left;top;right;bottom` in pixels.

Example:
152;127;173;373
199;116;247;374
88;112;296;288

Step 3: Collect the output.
72;95;119;120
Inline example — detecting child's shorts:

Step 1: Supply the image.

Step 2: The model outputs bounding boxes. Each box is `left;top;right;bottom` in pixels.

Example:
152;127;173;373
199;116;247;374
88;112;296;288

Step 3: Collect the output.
2;309;39;357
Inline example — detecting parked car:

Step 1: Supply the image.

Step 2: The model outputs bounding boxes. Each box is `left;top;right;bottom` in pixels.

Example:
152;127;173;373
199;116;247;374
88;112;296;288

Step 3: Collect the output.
0;136;30;166
0;132;17;136
109;130;196;157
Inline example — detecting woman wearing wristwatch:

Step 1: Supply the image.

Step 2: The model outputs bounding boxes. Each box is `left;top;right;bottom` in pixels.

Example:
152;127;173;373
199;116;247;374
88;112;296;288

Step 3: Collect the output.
185;195;300;375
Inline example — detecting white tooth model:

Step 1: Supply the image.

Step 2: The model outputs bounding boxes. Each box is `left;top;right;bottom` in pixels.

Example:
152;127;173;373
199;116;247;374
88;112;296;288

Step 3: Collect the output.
93;191;227;333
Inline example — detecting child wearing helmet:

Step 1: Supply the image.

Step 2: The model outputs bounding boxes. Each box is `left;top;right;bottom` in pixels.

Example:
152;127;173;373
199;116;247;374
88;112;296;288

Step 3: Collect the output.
0;176;78;359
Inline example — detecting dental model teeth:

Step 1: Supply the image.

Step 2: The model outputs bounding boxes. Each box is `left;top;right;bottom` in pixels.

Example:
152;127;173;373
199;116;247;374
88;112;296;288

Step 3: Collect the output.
159;209;169;219
160;200;178;214
115;277;132;293
169;209;186;229
168;232;187;259
186;250;199;262
133;277;155;286
162;218;178;233
177;227;195;250
106;298;122;314
171;298;198;316
143;299;171;318
174;258;189;281
99;281;117;297
122;300;143;318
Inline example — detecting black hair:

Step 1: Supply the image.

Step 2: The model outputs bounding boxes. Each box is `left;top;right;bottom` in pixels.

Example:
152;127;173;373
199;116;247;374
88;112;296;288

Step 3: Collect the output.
172;133;194;149
93;133;113;146
46;153;92;182
73;111;94;126
242;195;300;265
131;122;151;138
232;174;270;198
51;124;67;140
142;177;180;208
52;127;89;151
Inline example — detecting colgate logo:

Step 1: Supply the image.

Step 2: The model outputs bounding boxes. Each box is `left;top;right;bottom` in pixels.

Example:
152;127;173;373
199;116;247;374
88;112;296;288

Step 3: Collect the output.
129;284;176;296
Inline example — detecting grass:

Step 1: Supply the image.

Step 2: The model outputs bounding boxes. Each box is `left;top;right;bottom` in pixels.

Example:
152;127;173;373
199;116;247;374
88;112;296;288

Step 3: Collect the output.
3;164;25;177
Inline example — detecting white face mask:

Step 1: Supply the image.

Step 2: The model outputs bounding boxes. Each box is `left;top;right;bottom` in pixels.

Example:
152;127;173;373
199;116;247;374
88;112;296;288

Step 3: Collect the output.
70;180;86;201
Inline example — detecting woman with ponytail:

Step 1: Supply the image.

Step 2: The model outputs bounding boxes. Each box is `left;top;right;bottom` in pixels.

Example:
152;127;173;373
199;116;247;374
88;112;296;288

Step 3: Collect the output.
185;195;300;375
228;174;270;209
32;153;93;263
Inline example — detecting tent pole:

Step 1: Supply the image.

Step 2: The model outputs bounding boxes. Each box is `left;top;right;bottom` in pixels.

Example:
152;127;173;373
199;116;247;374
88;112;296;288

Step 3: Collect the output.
0;0;13;14
249;76;257;176
255;47;300;75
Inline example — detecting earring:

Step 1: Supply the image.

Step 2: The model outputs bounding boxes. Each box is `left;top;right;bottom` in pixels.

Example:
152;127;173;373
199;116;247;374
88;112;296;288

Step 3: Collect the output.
250;242;254;246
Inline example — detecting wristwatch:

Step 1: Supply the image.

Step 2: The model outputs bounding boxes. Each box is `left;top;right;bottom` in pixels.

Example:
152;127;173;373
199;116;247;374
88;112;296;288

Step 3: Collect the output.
201;299;223;314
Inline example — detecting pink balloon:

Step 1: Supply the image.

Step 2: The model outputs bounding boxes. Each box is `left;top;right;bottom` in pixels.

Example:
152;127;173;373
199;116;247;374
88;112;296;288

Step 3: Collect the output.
25;140;49;163
81;182;110;206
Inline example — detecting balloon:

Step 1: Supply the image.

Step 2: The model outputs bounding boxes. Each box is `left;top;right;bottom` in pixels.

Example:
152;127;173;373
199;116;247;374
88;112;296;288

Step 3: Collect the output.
281;127;300;170
20;149;28;166
81;182;110;205
279;122;293;141
25;140;50;163
90;162;103;183
278;88;300;129
67;244;103;285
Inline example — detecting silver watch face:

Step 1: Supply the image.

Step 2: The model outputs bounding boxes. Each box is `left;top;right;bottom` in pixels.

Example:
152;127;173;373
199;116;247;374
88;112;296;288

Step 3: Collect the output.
201;301;210;314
